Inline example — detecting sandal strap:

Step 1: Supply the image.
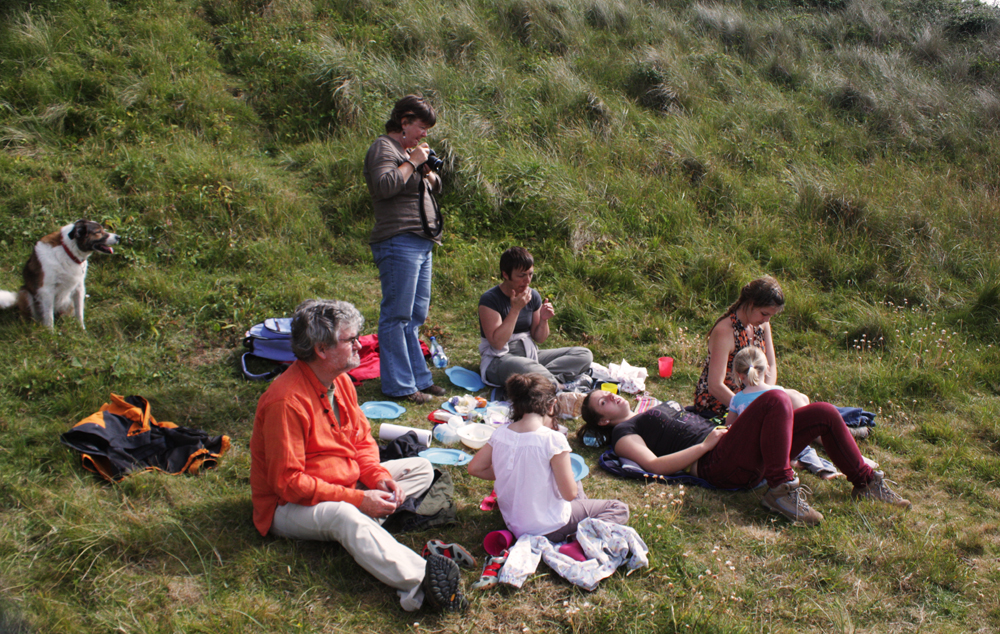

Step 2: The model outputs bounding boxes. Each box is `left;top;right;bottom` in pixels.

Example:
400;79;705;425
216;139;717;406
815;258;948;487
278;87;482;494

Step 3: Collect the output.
422;540;476;568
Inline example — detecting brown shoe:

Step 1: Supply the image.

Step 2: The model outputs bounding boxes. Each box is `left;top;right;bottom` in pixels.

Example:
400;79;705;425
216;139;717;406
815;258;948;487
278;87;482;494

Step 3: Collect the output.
761;478;823;525
852;471;911;509
423;384;447;397
406;391;432;404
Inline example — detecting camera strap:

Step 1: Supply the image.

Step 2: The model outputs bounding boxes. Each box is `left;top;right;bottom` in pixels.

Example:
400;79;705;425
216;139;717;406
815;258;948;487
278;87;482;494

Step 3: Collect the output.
418;177;443;239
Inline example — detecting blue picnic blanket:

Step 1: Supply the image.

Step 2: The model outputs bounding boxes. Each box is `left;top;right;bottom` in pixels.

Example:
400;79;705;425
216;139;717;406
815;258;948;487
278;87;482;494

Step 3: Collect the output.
597;450;762;491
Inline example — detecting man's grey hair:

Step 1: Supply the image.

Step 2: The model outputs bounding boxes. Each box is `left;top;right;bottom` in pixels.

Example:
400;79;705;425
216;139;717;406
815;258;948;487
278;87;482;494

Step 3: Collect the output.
290;299;364;362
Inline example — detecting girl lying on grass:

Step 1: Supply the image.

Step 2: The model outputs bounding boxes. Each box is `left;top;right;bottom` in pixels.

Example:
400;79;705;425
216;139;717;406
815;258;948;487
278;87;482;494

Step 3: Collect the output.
467;373;629;542
580;387;910;526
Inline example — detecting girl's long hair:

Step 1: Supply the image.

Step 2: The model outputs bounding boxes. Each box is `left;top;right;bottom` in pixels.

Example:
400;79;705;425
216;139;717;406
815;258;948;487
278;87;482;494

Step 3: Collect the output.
711;276;785;331
576;390;612;447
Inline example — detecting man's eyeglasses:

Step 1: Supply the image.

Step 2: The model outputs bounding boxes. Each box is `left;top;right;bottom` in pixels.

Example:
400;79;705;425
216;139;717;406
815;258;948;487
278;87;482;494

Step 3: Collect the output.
339;334;361;347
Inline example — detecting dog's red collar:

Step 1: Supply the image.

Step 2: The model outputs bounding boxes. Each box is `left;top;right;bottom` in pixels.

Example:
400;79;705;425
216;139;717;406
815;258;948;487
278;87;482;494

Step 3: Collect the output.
59;236;84;265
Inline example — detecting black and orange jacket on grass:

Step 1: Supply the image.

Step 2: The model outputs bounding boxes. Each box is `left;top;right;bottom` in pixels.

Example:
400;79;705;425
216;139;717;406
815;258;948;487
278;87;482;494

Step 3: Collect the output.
61;393;230;482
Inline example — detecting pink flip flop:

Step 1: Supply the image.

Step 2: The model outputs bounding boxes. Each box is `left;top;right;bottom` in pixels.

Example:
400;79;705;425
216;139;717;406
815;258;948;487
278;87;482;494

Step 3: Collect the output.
480;489;498;511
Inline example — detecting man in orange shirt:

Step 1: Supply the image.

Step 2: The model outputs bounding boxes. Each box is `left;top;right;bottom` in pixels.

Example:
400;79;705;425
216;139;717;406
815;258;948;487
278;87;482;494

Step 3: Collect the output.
250;299;467;612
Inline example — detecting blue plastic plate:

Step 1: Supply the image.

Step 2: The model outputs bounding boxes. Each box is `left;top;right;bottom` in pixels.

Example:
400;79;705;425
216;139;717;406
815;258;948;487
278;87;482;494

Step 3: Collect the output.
445;367;486;392
441;401;488;418
361;401;406;419
570;453;589;481
419;448;473;466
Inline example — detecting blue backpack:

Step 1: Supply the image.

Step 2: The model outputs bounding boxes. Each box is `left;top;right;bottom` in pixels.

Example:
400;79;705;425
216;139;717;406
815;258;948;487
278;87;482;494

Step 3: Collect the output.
242;318;295;380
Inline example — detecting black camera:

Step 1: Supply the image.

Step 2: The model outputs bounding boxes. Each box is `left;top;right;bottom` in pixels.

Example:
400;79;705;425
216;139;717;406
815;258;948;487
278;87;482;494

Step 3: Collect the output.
425;149;444;172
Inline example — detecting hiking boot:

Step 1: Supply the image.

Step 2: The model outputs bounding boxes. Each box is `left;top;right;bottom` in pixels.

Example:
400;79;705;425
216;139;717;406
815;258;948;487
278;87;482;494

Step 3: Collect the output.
761;478;823;525
422;554;468;612
852;471;912;509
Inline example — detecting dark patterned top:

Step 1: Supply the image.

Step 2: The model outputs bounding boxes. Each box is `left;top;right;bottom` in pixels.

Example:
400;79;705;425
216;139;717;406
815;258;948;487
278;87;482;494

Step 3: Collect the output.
610;404;715;457
693;313;765;416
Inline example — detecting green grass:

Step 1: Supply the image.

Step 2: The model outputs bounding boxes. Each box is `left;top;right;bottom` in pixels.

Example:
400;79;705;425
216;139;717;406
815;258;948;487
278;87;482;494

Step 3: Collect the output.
2;0;1000;631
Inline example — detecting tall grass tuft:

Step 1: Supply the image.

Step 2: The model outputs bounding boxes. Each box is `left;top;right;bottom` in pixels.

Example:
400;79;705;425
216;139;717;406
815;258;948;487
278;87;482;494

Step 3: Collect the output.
975;87;1000;128
693;3;766;60
585;0;632;33
956;280;1000;337
501;0;576;53
309;37;374;130
625;48;686;112
826;83;877;120
912;25;947;64
796;182;869;232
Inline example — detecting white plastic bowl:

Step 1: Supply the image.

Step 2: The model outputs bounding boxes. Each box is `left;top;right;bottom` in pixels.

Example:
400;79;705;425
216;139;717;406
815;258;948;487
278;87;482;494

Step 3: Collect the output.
457;423;495;450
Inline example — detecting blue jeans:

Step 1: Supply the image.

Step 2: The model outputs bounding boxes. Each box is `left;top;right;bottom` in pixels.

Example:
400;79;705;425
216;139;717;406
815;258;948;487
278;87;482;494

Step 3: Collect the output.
371;233;435;397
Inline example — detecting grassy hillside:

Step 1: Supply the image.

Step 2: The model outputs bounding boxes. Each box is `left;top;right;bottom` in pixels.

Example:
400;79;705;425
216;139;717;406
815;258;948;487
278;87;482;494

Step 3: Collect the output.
2;0;1000;631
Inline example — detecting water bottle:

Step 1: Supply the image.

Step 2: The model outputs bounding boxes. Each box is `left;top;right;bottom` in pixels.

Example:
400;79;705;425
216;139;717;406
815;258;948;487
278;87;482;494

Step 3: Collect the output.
582;429;602;448
430;336;448;368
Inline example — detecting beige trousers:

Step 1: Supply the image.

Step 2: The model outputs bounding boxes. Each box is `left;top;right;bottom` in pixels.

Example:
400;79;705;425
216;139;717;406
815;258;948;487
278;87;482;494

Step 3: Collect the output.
270;457;435;611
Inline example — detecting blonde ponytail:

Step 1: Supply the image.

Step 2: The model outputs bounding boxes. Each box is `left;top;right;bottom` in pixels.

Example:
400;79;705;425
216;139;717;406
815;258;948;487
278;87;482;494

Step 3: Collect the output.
733;347;768;387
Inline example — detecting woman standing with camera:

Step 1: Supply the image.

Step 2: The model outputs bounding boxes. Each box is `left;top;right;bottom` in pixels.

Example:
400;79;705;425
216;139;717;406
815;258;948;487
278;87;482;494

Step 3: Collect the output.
364;95;446;403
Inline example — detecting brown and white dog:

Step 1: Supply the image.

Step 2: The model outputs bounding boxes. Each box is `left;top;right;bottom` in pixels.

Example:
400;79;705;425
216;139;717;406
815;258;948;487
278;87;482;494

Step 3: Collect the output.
0;219;119;329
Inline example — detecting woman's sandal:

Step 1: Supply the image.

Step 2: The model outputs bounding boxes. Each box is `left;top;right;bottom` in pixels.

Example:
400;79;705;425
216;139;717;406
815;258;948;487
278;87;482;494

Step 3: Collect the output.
471;550;508;590
422;539;476;569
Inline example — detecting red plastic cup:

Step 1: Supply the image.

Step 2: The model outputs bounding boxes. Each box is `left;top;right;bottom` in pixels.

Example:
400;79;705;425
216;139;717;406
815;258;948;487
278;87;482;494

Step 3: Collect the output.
483;529;515;557
658;356;674;378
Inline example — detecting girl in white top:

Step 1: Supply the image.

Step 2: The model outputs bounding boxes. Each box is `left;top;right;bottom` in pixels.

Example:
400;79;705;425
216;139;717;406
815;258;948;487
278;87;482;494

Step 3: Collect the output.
468;373;629;541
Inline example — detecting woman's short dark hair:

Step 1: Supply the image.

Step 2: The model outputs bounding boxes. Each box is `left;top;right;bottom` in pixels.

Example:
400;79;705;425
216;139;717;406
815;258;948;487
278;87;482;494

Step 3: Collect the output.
290;299;364;362
385;95;437;134
506;373;559;421
575;390;612;446
499;246;534;279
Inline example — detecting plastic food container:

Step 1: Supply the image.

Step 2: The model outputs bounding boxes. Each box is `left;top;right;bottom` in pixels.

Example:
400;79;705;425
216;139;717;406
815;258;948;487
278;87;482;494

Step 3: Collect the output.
457;423;495;450
433;424;460;445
